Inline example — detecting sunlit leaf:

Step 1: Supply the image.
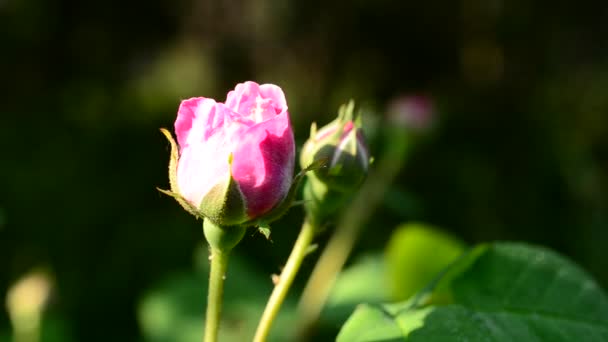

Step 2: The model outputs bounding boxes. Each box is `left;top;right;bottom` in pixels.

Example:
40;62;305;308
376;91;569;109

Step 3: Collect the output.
386;223;465;301
338;242;608;341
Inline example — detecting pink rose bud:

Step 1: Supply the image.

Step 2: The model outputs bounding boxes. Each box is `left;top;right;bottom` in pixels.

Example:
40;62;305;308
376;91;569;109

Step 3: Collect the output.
167;81;295;226
300;101;370;193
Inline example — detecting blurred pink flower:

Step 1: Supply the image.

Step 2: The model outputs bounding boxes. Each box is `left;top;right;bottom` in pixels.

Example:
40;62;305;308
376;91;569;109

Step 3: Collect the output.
388;95;435;132
174;81;295;222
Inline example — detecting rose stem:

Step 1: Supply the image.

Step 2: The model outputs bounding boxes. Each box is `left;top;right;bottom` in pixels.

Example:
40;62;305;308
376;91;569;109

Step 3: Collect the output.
202;220;245;342
295;122;410;338
253;219;316;342
204;246;229;342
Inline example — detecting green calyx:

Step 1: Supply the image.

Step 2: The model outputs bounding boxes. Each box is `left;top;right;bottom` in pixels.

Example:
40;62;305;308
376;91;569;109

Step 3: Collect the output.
158;129;248;227
302;174;350;226
159;129;248;254
199;154;248;226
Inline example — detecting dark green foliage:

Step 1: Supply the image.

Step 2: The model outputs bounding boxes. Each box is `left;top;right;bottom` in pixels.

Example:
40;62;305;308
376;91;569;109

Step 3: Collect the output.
338;243;608;341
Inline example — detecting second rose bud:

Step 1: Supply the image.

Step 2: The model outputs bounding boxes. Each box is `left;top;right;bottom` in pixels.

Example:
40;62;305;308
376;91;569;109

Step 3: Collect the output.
300;101;370;223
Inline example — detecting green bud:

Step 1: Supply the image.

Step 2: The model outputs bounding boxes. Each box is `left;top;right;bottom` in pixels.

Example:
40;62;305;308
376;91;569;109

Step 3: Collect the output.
300;101;370;192
300;101;370;223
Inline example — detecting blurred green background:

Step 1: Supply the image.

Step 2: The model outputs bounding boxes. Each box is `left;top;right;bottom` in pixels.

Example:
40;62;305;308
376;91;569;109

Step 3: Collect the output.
1;0;607;341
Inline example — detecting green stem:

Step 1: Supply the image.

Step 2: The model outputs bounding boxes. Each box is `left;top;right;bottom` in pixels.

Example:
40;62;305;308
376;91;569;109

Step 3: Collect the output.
202;220;246;342
205;247;229;342
253;219;316;342
295;216;359;337
296;124;410;337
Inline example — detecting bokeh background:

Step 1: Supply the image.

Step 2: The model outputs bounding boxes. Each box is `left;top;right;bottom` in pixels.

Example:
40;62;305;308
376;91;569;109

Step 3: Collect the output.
1;0;607;341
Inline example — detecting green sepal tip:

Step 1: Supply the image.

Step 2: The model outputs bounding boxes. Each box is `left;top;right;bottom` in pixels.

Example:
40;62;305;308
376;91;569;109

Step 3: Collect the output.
258;223;272;241
159;128;180;194
199;156;248;227
156;187;202;218
158;128;205;218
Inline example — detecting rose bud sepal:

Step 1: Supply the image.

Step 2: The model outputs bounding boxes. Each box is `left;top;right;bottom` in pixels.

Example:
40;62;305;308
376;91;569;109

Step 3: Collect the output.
301;175;350;226
158;128;249;227
198;154;248;227
157;128;202;218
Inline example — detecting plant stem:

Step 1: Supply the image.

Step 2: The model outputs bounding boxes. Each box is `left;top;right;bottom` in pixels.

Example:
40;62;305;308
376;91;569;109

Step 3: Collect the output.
253;219;316;342
202;220;246;342
296;123;410;337
205;247;229;342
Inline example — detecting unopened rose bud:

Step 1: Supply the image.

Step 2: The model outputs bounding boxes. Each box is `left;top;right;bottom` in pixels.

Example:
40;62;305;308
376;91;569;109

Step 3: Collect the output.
161;81;296;227
300;101;370;192
300;101;370;223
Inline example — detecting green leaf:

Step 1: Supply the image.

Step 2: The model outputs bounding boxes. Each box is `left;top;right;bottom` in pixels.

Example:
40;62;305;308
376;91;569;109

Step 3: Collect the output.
386;223;465;301
321;225;462;327
338;242;608;341
337;304;404;342
322;254;390;326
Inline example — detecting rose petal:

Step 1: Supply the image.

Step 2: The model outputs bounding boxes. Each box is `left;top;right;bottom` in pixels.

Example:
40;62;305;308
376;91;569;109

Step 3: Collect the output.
175;97;205;149
175;97;231;150
225;81;287;123
225;81;260;115
174;82;294;219
177;142;229;207
177;102;246;207
231;110;295;216
259;83;287;113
